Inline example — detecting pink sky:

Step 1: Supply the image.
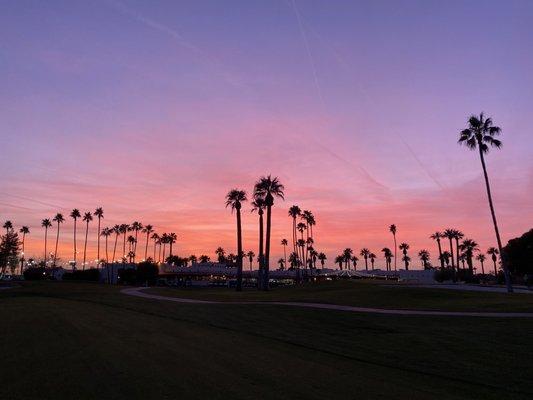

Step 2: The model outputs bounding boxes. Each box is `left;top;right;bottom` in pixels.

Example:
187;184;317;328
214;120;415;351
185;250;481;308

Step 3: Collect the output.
1;1;532;269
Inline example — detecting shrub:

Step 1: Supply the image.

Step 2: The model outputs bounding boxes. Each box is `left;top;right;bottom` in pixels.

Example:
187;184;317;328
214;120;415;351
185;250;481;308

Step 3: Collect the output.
62;268;100;281
137;261;159;285
434;268;454;282
23;267;47;280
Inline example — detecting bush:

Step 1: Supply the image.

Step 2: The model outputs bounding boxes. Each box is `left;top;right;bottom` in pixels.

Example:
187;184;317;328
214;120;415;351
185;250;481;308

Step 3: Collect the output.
434;268;454;282
62;268;100;281
137;261;159;285
118;268;136;284
23;267;47;280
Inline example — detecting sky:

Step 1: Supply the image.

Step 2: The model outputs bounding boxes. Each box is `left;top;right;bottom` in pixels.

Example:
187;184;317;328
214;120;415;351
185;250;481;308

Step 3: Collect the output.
1;0;532;269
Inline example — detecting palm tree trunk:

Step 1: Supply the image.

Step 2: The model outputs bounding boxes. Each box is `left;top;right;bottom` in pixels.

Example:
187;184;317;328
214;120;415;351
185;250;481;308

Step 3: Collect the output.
258;212;264;287
153;239;157;261
133;230;139;262
448;238;455;270
455;238;460;272
145;233;149;260
393;234;397;271
44;228;48;265
480;261;485;275
54;222;60;267
493;259;497;276
283;244;287;269
262;204;272;291
20;233;26;274
105;235;109;263
437;239;444;269
73;219;77;265
83;222;89;270
235;207;243;292
122;233;126;261
97;217;101;264
112;234;118;262
478;148;513;292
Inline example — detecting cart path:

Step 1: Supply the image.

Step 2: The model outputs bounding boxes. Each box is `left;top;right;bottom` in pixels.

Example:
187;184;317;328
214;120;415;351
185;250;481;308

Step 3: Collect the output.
121;287;533;318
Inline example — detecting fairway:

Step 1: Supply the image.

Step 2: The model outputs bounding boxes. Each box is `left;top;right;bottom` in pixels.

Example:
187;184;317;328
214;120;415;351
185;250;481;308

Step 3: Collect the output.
1;282;532;400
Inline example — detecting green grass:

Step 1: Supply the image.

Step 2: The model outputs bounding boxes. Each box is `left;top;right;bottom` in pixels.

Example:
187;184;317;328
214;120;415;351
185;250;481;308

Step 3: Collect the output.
147;280;533;312
1;281;532;400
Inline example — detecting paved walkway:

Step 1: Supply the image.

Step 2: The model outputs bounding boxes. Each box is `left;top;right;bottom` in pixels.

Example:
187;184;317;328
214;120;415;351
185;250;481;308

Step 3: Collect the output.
121;287;533;318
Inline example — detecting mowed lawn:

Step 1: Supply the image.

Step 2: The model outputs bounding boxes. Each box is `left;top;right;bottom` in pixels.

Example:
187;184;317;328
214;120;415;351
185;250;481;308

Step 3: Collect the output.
148;280;533;312
1;282;532;400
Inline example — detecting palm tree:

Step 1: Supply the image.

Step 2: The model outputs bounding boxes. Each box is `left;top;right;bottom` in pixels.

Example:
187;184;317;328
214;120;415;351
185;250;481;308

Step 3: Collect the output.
225;189;247;291
254;175;284;291
369;253;376;270
440;251;451;268
277;258;285;270
381;248;392;271
160;233;168;262
297;222;307;267
94;208;104;264
318;252;327;269
3;220;13;234
459;113;512;292
443;228;456;270
111;225;120;262
351;256;359;270
189;255;197;265
453;230;464;272
487;247;499;276
142;224;154;260
252;197;266;275
458;253;467;270
430;232;444;269
167;232;177;257
288;205;302;260
52;213;65;266
19;226;30;273
418;249;430;269
70;209;81;266
281;239;288;267
342;248;353;270
246;250;255;271
101;227;111;263
459;238;479;274
389;224;397;271
476;254;486;275
199;255;210;263
399;243;410;270
309;248;318;269
334;255;344;270
151;233;160;261
360;248;370;271
41;219;52;265
297;239;306;268
301;210;313;261
127;235;136;262
82;212;93;270
288;252;299;269
129;221;143;262
215;247;226;263
119;224;129;261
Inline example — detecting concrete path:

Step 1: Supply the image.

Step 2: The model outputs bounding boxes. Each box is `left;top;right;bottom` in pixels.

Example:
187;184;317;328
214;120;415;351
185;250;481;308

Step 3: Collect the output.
121;287;533;318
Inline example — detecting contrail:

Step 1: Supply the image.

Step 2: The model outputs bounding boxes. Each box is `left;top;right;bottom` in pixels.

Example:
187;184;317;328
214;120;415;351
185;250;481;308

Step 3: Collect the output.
290;0;326;107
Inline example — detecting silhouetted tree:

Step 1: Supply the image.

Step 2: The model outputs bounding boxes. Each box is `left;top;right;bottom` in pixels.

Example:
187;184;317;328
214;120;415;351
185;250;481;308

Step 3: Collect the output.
19;226;29;273
94;208;104;264
82;212;93;270
41;218;52;265
430;232;444;269
418;249;430;269
52;213;65;267
226;189;247;291
487;247;499;275
399;242;410;270
360;248;370;271
142;224;154;260
70;209;81;267
389;224;397;271
318;252;326;268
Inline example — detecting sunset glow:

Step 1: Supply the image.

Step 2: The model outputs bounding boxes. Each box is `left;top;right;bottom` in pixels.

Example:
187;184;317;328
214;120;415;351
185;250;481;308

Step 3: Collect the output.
1;1;532;268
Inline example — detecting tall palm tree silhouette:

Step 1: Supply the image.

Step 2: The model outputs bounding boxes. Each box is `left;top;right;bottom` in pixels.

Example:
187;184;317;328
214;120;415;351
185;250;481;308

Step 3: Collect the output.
453;230;464;272
160;233;168;262
142;225;154;260
418;249;430;269
254;176;284;291
246;250;255;271
459;113;512;292
296;223;307;266
335;255;344;270
360;248;370;271
351;255;359;270
127;235;136;262
19;226;30;273
52;213;65;266
476;254;486;275
70;209;81;266
277;258;285;270
41;218;52;265
430;232;444;269
317;252;326;268
129;221;143;262
119;224;129;261
459;238;479;274
101;227;111;263
342;248;353;270
199;255;210;263
94;208;104;264
389;224;397;271
112;225;120;262
369;253;376;270
288;205;301;263
82;212;93;270
167;232;177;258
443;229;456;270
189;254;197;265
215;247;226;263
150;233;160;261
399;243;410;270
252;197;266;275
3;220;13;234
381;248;392;271
281;239;288;268
487;247;499;276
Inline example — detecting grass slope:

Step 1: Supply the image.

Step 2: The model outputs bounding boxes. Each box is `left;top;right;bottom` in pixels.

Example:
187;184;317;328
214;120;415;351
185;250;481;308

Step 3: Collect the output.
1;282;532;400
148;280;533;312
